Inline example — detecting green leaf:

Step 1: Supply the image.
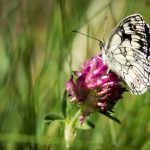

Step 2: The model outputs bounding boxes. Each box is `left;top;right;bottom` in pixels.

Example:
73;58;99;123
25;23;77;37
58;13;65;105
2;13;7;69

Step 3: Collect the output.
86;120;95;128
100;111;121;124
74;119;95;130
44;113;64;124
61;90;67;117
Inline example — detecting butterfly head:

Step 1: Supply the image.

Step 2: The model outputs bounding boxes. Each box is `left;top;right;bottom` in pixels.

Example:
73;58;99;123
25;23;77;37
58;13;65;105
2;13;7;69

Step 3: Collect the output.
99;41;105;51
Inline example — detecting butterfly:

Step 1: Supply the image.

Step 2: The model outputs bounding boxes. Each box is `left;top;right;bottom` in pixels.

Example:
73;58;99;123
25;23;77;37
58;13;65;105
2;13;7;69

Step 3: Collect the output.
101;14;150;95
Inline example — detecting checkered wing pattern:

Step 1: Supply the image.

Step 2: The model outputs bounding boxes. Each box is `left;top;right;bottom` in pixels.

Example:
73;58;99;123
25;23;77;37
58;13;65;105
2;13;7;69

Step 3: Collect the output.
103;14;150;94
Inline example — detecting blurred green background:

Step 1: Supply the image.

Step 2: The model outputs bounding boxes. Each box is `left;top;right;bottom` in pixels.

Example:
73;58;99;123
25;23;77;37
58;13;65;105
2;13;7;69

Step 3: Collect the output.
0;0;150;149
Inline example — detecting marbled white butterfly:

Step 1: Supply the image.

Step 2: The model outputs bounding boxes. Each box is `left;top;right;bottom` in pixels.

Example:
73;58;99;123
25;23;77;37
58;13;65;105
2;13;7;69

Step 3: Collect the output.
101;14;150;95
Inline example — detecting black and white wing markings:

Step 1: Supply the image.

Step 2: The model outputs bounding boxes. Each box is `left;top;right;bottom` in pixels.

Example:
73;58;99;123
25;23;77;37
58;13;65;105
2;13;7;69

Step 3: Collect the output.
117;49;149;94
106;14;150;58
103;14;150;95
145;23;150;58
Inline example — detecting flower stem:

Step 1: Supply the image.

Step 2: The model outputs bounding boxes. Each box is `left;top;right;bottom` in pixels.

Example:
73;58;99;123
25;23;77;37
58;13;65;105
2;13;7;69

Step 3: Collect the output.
64;109;81;149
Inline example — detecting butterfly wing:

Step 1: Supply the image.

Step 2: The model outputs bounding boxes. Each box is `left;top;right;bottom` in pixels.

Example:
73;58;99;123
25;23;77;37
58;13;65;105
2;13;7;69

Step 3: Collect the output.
104;14;150;94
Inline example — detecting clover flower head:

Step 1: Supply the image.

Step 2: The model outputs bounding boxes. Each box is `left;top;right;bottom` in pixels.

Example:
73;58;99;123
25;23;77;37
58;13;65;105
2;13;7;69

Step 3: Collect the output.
66;54;126;124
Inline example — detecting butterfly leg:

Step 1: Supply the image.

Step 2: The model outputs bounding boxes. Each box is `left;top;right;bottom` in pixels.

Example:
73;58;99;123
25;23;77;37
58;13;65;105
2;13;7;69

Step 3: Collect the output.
106;68;110;74
105;68;111;98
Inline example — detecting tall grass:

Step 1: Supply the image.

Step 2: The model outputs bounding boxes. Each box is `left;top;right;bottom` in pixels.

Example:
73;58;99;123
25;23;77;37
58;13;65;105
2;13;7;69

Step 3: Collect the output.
0;0;150;149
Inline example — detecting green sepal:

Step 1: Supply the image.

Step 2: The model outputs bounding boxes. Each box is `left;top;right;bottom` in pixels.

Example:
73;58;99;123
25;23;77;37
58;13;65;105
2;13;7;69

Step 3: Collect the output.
61;90;67;118
44;113;64;124
100;111;121;124
74;119;95;130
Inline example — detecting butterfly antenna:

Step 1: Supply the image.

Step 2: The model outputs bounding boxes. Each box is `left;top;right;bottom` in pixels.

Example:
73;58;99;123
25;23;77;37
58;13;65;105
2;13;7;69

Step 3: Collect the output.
102;16;107;42
72;30;102;43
